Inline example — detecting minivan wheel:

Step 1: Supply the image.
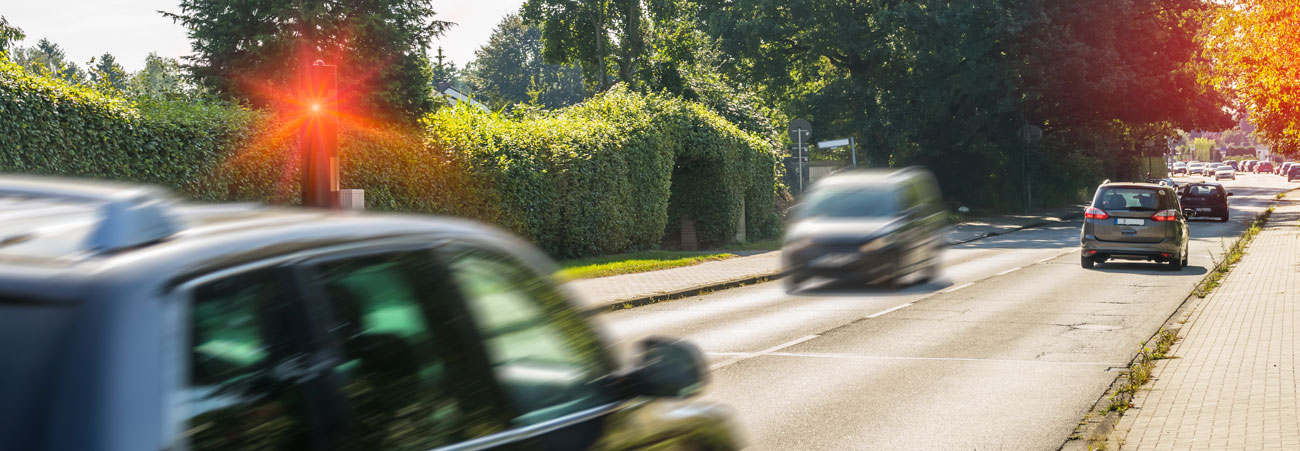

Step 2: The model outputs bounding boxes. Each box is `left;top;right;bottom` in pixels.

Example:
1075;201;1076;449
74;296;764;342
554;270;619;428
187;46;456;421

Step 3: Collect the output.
1168;249;1184;271
1081;255;1095;269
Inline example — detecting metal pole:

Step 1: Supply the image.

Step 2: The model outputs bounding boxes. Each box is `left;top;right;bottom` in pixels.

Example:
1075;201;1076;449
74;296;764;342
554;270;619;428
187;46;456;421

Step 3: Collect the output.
850;137;857;168
797;131;804;194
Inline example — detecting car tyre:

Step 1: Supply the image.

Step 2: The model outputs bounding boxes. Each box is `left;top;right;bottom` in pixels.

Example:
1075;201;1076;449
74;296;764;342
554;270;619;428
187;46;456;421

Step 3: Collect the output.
1081;255;1095;269
1181;246;1189;267
1168;249;1184;271
784;272;805;293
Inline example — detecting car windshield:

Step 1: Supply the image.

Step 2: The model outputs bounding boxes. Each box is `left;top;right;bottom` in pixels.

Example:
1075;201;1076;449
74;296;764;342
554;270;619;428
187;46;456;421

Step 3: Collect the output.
795;186;899;219
1094;187;1168;212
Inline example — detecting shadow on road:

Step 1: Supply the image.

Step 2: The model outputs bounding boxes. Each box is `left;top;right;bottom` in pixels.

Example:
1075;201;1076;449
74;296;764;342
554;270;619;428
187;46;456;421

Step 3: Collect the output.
1086;263;1208;276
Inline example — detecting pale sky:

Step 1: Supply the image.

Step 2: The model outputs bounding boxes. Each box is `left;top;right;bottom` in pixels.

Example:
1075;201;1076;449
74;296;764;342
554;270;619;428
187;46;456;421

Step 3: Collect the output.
3;0;525;72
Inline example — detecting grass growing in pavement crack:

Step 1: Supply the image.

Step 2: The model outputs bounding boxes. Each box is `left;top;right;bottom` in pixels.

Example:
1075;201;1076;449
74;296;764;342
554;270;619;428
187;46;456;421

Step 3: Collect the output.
1192;205;1273;298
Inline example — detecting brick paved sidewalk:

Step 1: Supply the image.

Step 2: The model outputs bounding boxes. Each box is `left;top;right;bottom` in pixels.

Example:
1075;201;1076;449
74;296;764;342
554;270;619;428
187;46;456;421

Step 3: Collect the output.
563;203;1086;313
1114;200;1300;450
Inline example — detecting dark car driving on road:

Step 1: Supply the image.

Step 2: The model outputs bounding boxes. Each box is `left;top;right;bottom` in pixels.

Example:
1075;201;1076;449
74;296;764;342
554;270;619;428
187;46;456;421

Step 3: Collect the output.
782;168;947;292
1179;181;1233;222
0;176;738;451
1080;181;1190;270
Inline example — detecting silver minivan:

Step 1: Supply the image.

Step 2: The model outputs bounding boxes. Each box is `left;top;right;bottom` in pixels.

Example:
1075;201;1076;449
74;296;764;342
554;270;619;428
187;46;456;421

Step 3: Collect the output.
1080;182;1190;269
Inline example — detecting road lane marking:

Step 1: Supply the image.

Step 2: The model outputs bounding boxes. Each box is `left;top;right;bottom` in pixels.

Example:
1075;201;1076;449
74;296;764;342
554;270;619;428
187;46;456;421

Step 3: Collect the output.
939;282;973;293
708;334;819;371
995;267;1021;276
866;303;913;319
749;352;1124;366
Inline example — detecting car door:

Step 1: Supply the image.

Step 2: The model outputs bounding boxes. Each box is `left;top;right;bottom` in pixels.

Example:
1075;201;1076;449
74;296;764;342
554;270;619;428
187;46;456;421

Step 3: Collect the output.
435;244;628;451
292;245;518;451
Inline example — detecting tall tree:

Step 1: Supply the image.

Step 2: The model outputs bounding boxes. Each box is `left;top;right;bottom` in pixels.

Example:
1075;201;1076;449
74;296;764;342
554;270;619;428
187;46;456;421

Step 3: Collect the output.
162;0;452;120
523;0;653;90
11;38;86;83
1204;0;1300;155
0;16;23;54
90;52;128;92
127;53;193;101
463;14;588;109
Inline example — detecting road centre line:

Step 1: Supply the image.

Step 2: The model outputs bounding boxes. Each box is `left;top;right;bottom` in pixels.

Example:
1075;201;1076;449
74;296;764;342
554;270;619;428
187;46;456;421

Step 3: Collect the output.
995;267;1021;276
866;303;913;319
709;334;819;371
939;282;973;293
707;351;1123;367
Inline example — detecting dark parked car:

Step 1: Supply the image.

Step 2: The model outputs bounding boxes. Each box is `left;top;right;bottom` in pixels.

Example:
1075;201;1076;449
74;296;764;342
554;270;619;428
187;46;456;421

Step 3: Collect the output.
1244;160;1258;172
1257;161;1274;173
1179;181;1233;222
1288;165;1300;181
782;167;947;291
1080;182;1190;270
1225;160;1239;170
0;176;738;451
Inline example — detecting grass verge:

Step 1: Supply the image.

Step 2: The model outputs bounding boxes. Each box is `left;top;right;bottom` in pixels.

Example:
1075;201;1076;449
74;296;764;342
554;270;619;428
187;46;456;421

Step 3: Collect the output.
558;250;738;280
719;238;783;252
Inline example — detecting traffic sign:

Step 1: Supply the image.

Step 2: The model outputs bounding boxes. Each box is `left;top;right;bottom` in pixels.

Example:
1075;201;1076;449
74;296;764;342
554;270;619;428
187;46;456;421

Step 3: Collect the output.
788;119;811;143
818;138;850;148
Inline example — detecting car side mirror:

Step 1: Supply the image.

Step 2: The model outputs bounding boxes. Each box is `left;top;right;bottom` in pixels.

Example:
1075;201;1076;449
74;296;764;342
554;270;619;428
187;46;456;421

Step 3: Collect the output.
1183;209;1196;218
628;337;707;398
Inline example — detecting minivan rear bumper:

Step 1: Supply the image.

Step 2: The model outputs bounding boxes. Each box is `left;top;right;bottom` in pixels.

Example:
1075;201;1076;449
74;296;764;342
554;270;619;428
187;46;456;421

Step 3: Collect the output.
1081;234;1181;259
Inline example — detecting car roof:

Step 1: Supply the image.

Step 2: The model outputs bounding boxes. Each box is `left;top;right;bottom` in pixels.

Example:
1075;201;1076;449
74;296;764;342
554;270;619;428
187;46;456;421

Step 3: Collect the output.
0;175;536;286
810;167;932;188
1101;182;1169;189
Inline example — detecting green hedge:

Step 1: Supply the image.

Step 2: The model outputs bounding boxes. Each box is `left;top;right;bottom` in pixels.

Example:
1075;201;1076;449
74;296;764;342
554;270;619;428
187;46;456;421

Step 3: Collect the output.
0;61;782;259
425;86;782;258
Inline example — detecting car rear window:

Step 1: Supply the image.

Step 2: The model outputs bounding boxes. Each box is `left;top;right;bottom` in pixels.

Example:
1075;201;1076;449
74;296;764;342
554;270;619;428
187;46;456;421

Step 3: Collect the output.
1184;185;1223;197
1094;187;1173;212
0;297;81;447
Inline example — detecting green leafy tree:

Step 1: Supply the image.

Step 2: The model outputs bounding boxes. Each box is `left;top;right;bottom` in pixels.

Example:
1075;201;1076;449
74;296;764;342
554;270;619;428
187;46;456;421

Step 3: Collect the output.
162;0;451;120
522;0;650;90
89;52;128;92
127;53;194;101
11;38;86;83
0;16;23;54
463;14;588;109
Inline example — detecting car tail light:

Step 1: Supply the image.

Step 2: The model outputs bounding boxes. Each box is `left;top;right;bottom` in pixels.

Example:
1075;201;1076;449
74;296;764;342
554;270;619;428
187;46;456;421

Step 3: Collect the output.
1151;209;1177;221
1085;207;1109;220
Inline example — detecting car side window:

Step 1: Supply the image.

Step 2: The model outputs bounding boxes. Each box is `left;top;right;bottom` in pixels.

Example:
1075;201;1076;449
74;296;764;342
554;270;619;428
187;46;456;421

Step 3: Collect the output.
443;250;614;426
311;251;508;449
185;270;314;450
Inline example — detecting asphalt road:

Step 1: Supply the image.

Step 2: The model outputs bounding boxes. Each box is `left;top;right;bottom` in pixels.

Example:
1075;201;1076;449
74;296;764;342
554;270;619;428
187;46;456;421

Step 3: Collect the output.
596;173;1293;450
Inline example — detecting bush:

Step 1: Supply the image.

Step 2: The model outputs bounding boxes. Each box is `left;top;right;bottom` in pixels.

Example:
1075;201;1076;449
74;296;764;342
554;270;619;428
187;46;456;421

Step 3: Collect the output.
425;86;781;257
1;61;782;259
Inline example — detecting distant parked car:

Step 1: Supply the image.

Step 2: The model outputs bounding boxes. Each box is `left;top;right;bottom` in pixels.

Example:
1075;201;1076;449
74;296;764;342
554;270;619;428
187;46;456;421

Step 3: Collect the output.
1171;162;1188;175
1225;160;1239;170
1214;165;1236;180
1081;181;1189;270
1244;160;1258;172
1288;165;1300;182
1188;162;1205;175
1257;161;1274;173
1180;181;1232;222
1280;162;1294;176
783;167;947;291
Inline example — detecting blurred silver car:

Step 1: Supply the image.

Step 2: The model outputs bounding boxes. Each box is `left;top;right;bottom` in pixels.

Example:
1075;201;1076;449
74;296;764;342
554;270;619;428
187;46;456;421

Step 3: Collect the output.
781;168;947;291
1214;165;1236;180
1080;181;1190;270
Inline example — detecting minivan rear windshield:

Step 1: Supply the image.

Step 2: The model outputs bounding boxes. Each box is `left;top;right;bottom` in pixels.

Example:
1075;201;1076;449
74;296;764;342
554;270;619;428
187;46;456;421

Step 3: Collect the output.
795;186;899;219
1093;187;1172;212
